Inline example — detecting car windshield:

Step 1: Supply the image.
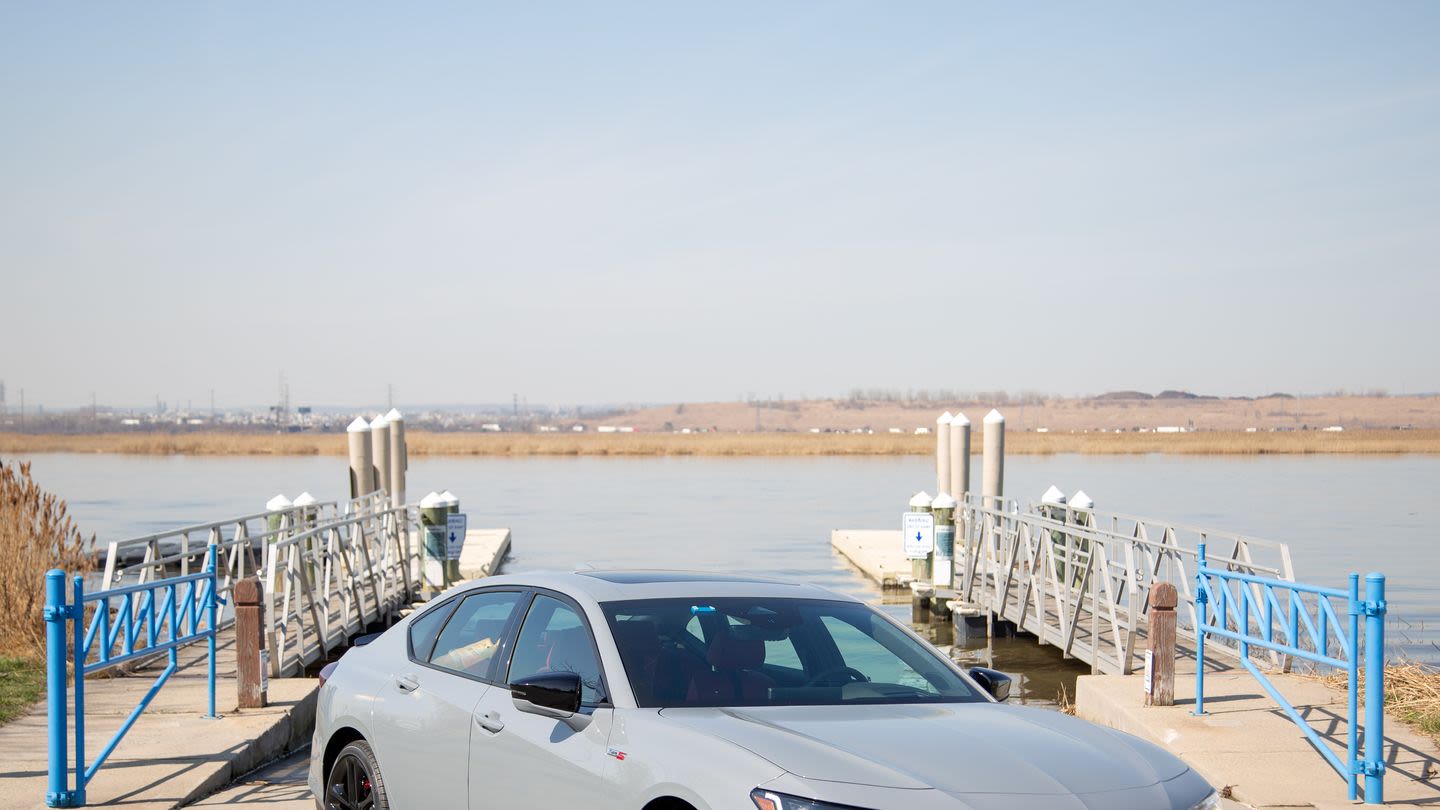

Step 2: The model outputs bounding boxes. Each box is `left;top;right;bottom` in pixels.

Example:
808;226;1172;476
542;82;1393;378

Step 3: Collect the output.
601;597;983;708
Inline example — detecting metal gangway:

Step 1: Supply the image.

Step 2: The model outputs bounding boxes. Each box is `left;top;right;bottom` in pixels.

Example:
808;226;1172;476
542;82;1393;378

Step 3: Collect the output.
94;490;424;677
951;494;1296;675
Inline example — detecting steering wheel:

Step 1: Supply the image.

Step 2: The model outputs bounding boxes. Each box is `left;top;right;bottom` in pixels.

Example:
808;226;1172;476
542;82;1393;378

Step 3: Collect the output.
806;666;869;687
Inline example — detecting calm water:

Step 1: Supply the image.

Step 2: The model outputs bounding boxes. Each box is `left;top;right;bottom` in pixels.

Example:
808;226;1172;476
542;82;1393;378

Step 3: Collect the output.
15;453;1440;701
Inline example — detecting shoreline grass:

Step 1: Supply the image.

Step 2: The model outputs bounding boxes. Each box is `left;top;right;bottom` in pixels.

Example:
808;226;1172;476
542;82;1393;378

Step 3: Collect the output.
2;429;1439;457
1313;661;1440;745
0;656;45;726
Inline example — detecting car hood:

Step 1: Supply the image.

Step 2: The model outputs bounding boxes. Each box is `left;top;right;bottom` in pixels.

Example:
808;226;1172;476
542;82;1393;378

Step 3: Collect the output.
658;703;1187;795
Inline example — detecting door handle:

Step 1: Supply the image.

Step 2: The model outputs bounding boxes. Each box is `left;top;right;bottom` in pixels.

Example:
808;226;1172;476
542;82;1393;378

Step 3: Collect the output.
475;710;505;733
394;674;419;693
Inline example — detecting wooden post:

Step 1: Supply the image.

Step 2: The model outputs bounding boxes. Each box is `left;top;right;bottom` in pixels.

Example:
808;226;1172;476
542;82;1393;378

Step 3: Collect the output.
347;417;374;498
1146;582;1177;707
236;577;268;709
935;412;952;497
420;492;448;595
385;408;407;509
982;409;1005;506
949;412;971;500
931;493;956;590
370;414;391;498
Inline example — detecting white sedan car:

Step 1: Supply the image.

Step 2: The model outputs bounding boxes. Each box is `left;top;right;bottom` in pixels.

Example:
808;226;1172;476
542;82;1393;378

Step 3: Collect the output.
309;571;1218;810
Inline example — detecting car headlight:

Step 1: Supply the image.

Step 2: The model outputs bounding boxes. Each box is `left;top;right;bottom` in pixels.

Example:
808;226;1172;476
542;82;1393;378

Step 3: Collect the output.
750;789;869;810
1188;791;1222;810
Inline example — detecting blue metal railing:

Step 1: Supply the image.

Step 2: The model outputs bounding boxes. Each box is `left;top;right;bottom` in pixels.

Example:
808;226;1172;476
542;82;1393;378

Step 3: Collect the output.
45;545;220;808
1194;543;1385;804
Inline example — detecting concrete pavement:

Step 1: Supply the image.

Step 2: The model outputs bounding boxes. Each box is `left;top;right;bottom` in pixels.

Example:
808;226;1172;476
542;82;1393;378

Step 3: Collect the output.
1077;666;1440;808
0;635;316;810
189;750;312;809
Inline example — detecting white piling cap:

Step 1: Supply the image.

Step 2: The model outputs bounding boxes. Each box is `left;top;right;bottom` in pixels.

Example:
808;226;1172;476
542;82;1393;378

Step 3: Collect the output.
420;491;445;508
438;490;459;506
370;413;389;429
266;494;292;511
292;491;318;507
932;493;958;509
909;491;933;508
938;411;953;425
951;412;971;427
384;408;404;422
1041;485;1067;506
984;409;1005;424
347;417;371;433
1070;489;1095;509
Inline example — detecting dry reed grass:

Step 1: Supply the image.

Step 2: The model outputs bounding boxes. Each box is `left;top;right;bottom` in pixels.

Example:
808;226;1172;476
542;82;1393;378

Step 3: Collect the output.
1311;660;1440;743
2;429;1439;457
0;458;94;659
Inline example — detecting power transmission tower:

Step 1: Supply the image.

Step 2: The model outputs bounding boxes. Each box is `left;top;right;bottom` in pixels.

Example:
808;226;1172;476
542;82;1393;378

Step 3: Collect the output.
0;380;6;417
387;383;395;411
276;372;291;430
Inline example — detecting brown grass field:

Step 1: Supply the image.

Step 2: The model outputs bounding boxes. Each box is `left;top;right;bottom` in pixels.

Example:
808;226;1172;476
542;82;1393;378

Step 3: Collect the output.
2;429;1439;457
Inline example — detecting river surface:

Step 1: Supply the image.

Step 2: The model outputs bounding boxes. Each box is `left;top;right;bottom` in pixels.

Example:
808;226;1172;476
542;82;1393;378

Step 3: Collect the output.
13;452;1439;702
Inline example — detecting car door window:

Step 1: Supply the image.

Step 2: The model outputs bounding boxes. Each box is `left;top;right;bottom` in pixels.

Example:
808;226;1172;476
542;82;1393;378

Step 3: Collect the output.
506;595;605;705
429;590;523;680
408;597;459;661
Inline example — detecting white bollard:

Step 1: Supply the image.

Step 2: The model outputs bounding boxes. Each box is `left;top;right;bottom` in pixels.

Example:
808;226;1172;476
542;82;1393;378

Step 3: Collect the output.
385;408;407;508
292;491;319;583
949;412;971;499
370;413;391;499
931;492;957;588
1070;490;1095;526
935;412;953;497
265;494;292;560
982;409;1005;505
347;417;374;498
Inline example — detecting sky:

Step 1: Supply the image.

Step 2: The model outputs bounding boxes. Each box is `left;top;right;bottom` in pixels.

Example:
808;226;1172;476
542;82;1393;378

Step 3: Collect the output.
2;2;1438;410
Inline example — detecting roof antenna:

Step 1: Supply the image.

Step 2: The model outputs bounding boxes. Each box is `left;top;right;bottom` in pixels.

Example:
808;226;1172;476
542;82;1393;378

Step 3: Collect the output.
575;561;598;571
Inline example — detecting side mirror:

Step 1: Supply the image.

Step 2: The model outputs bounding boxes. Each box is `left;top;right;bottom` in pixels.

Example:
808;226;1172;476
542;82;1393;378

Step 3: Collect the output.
510;672;590;730
968;667;1012;702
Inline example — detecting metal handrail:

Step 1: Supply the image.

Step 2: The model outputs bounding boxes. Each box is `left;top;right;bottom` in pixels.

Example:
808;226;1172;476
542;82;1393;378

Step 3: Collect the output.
46;546;220;808
952;494;1295;674
1195;544;1386;803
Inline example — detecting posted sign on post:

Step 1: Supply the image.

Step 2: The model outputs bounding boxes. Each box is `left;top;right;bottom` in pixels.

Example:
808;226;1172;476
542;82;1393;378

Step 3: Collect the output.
902;512;935;559
445;514;468;561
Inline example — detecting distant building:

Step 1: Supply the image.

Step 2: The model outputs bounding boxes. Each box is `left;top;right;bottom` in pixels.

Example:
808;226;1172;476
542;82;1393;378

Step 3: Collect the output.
1323;425;1345;432
597;426;618;433
914;427;931;435
480;423;502;432
1155;426;1187;434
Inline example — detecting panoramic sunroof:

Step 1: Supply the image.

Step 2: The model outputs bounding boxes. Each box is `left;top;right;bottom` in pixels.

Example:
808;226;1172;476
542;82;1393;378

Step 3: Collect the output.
577;571;791;585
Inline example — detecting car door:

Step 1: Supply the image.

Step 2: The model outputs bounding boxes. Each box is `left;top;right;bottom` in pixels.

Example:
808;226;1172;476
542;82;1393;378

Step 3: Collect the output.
370;588;524;807
470;592;620;810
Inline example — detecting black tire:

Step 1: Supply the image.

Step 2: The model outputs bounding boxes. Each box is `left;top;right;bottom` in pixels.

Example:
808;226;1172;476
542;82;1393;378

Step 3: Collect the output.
325;739;389;810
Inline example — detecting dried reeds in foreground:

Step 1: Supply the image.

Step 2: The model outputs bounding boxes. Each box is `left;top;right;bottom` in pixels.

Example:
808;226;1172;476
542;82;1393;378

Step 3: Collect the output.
0;458;93;659
1312;660;1440;743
